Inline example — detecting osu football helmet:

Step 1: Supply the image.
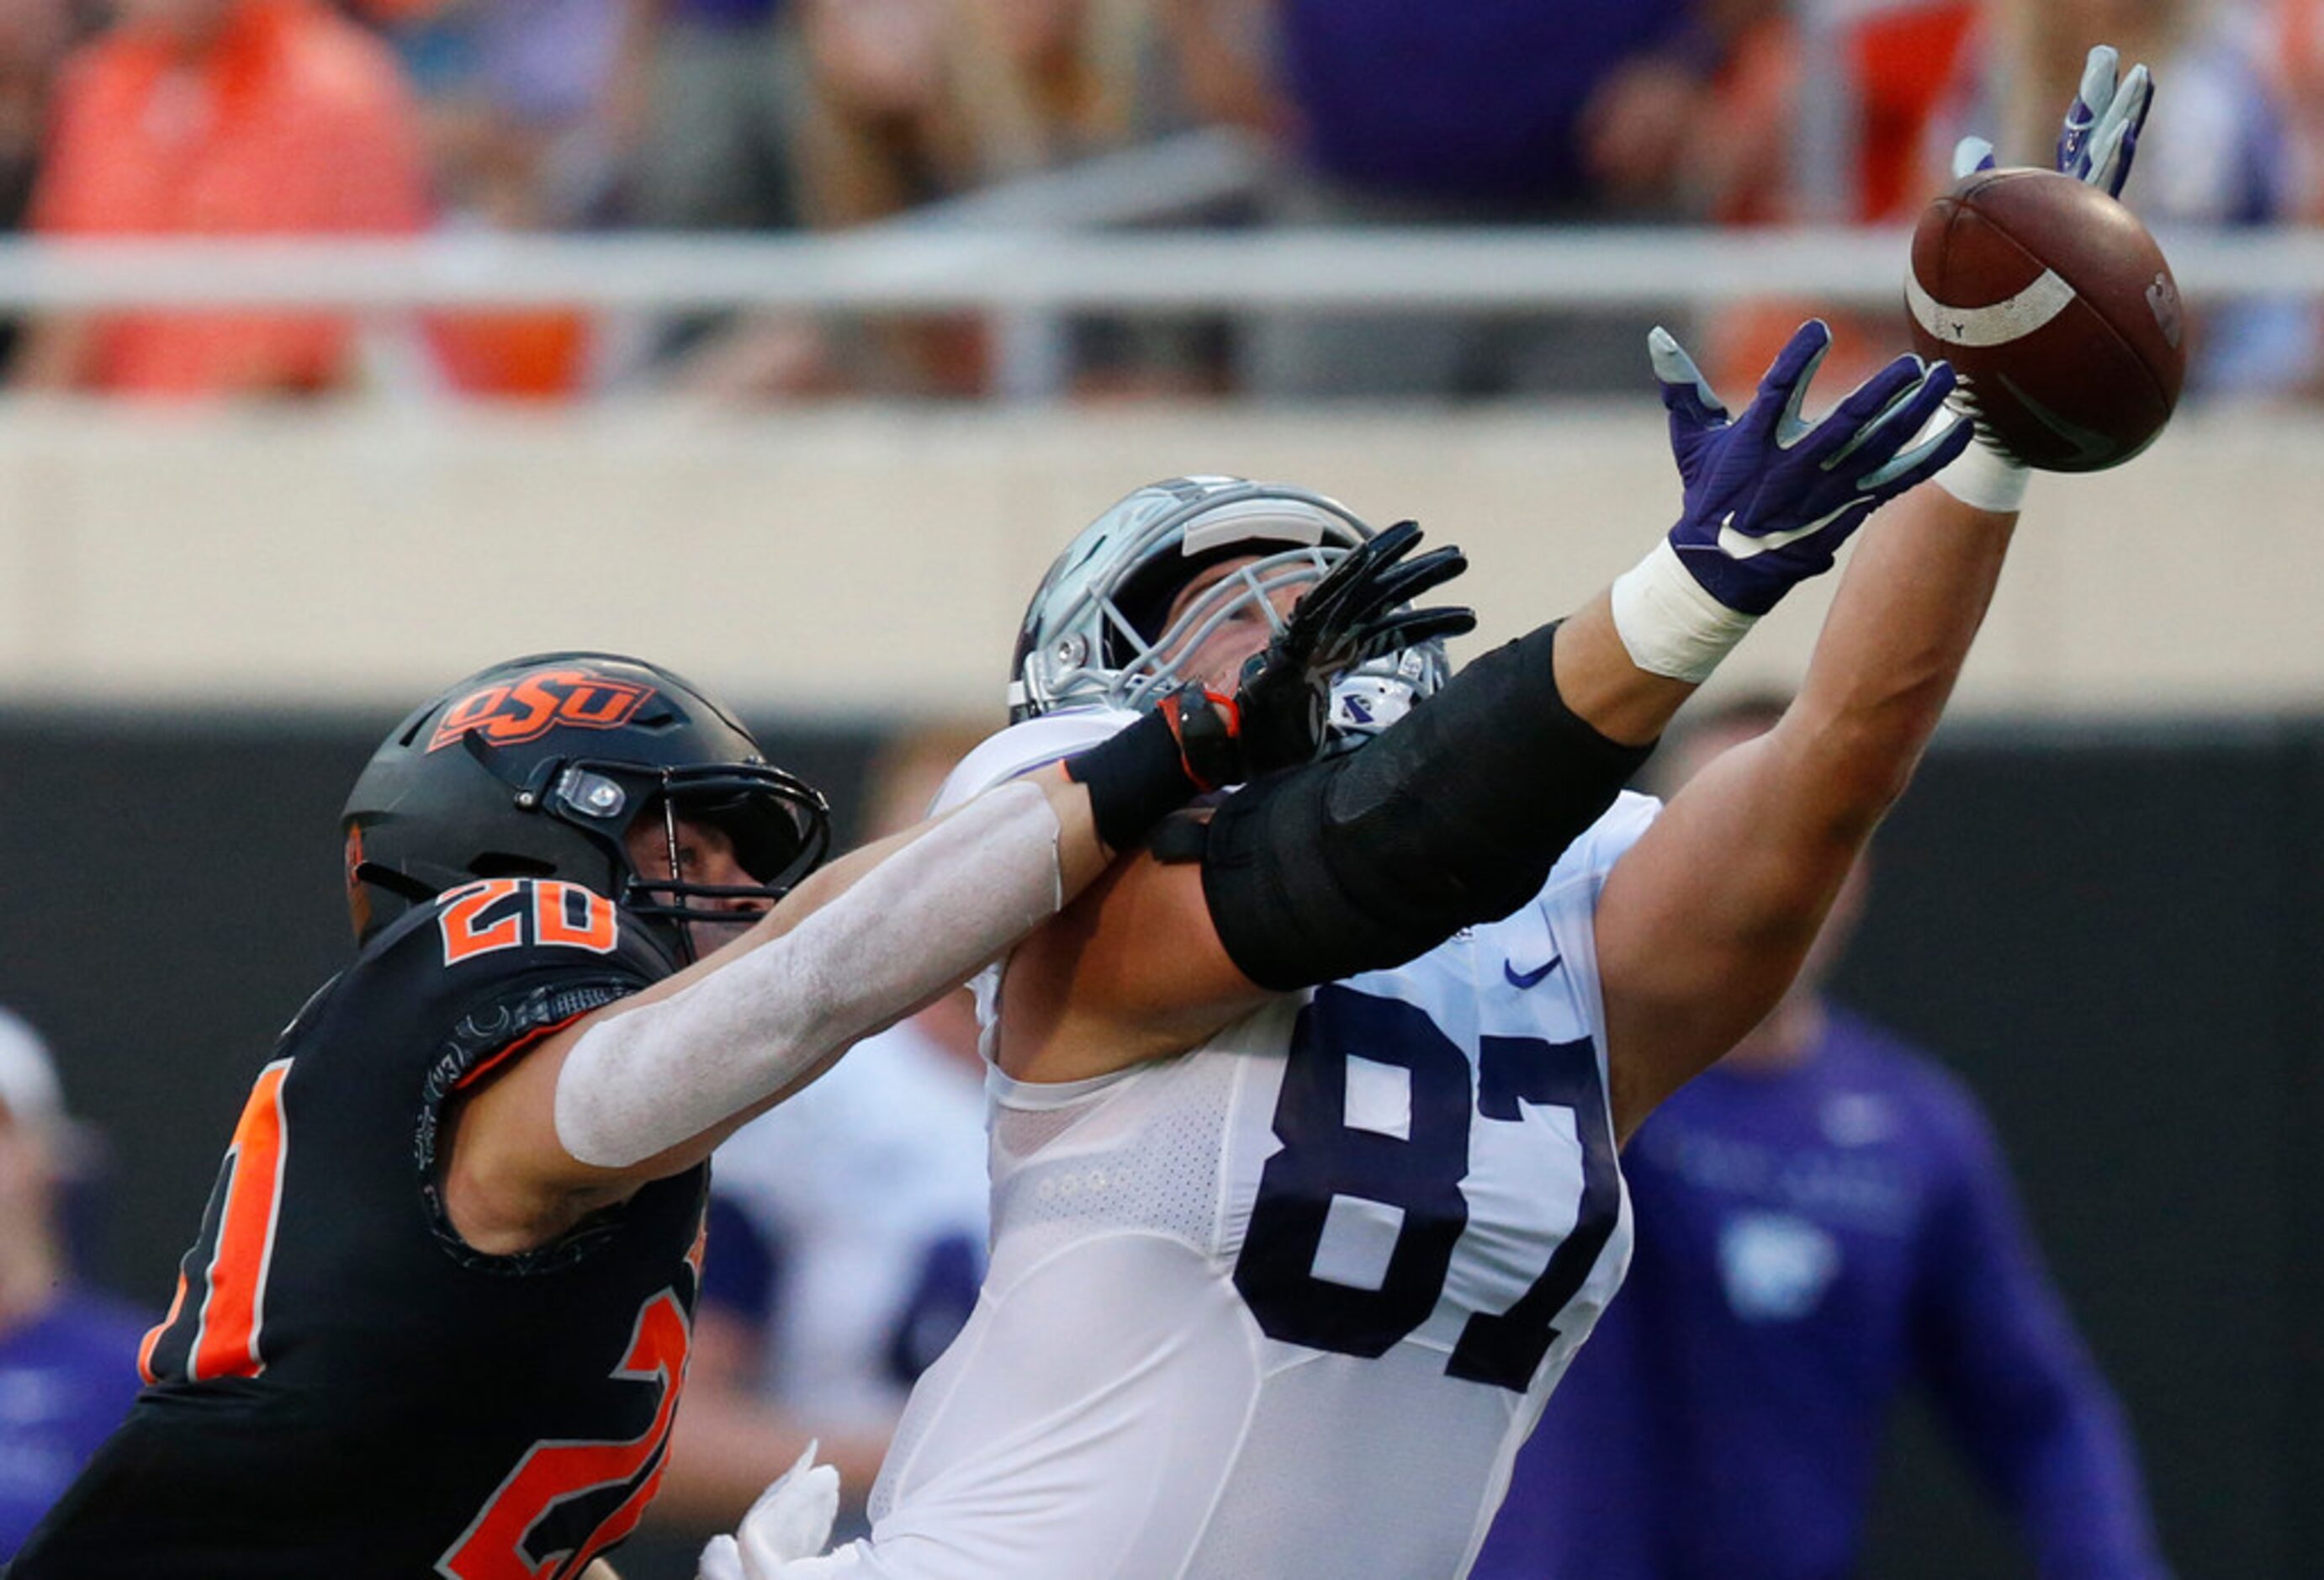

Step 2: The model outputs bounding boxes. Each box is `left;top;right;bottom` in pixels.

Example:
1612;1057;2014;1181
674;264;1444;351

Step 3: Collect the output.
341;652;831;963
1008;475;1450;735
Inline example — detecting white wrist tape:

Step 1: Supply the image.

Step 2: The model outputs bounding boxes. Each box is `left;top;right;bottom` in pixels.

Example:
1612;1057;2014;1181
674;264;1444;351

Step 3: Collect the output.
1921;407;2030;514
553;780;1063;1169
1609;538;1759;684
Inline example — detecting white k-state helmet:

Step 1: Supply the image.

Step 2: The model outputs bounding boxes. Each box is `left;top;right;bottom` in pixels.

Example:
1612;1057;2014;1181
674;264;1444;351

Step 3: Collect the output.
1007;475;1452;733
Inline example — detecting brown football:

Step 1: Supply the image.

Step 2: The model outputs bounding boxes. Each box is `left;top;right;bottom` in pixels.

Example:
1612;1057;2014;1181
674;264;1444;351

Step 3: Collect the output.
1907;167;2184;473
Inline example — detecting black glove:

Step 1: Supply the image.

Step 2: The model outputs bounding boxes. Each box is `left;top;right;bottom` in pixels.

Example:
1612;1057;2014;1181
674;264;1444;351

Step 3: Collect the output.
1069;522;1471;852
1169;521;1474;788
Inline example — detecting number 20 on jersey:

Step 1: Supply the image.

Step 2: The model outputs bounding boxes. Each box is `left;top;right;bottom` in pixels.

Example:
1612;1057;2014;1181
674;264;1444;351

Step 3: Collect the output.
437;878;619;966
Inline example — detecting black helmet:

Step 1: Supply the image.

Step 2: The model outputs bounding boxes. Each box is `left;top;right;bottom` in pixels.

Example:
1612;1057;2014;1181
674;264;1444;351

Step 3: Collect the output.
341;652;831;962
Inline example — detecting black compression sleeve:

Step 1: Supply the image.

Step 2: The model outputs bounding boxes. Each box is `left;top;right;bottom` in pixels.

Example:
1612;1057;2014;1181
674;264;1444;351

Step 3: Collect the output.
1200;621;1653;991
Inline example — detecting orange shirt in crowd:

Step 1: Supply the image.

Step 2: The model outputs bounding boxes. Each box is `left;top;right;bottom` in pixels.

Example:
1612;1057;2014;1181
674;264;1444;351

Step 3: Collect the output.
31;0;429;396
1702;2;1976;395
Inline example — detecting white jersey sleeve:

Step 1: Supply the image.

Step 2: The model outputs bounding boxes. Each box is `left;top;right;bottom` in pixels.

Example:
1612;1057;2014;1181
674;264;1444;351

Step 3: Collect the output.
932;711;1139;817
934;711;1140;1068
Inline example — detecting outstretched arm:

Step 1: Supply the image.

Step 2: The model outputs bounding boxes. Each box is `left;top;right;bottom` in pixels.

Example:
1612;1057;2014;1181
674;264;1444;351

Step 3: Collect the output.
999;330;1967;1083
1595;483;2012;1139
1596;45;2155;1143
443;535;1453;1252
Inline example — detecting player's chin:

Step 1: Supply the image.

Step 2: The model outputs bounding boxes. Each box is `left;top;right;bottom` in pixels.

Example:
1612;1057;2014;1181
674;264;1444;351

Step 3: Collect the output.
685;910;764;960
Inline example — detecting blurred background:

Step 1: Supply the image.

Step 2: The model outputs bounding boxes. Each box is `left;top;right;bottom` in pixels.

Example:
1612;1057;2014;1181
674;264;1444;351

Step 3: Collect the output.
0;0;2318;1573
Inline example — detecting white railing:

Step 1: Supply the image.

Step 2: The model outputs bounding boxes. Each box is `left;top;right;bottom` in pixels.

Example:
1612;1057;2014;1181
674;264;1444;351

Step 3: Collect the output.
0;225;2312;312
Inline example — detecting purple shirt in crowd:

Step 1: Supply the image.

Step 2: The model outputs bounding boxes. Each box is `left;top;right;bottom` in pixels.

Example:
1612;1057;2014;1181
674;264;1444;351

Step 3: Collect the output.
1277;0;1697;205
1476;1006;2168;1580
0;1290;150;1559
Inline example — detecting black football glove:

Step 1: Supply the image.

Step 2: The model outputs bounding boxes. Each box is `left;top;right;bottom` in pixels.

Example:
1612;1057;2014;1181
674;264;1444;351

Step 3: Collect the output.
1162;520;1474;788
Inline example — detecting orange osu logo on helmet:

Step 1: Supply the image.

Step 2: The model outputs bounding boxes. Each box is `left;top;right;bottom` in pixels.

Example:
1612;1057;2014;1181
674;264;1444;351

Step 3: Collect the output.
426;668;659;754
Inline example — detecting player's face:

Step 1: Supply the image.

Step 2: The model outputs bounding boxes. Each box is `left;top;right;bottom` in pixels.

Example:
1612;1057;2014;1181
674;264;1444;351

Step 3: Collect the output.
1157;554;1309;693
622;810;765;950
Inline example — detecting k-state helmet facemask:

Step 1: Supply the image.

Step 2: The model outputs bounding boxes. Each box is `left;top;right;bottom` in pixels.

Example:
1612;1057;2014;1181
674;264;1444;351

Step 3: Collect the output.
341;652;831;964
1008;475;1451;737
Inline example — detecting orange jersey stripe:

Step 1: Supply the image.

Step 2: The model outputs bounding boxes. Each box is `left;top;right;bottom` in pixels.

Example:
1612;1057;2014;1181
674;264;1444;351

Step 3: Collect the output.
137;1267;193;1385
191;1059;292;1381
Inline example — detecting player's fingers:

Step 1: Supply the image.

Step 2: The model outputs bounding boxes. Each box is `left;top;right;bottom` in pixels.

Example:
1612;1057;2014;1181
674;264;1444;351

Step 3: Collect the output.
698;1535;748;1580
2057;46;2112;176
1349;607;1476;665
740;1462;842;1568
1836;361;1959;478
1856;408;1975;495
2078;45;2119;125
1345;543;1468;626
1306;521;1419;623
2081;44;2122;114
1802;354;1928;464
2094;63;2153;197
1952;135;1997;180
1750;319;1834;439
1648;326;1727;427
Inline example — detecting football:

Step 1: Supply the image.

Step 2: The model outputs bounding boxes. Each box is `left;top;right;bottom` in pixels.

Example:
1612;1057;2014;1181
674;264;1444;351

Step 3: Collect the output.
1906;167;2184;473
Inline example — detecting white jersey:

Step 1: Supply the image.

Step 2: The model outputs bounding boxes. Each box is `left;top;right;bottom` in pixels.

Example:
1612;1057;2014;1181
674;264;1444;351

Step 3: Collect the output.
844;713;1654;1580
710;1020;991;1429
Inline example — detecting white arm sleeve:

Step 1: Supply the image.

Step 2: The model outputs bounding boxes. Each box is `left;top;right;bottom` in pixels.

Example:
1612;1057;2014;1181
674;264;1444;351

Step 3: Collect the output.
553;780;1064;1169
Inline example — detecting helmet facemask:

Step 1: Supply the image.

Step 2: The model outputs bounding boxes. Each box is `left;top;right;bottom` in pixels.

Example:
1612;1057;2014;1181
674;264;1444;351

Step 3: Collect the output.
595;761;832;957
1011;477;1452;748
536;758;832;964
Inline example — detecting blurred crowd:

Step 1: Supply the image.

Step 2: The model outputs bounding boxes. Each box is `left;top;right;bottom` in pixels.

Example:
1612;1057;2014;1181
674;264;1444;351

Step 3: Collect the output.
0;0;2317;401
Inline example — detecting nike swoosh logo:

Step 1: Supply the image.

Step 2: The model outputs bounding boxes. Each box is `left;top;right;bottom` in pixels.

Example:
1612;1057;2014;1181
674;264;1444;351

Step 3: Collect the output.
1994;373;2119;466
1504;957;1561;990
1714;499;1865;560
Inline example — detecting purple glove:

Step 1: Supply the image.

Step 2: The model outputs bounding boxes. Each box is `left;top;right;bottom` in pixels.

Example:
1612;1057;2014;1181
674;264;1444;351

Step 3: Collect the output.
1650;319;1973;616
1955;44;2153;196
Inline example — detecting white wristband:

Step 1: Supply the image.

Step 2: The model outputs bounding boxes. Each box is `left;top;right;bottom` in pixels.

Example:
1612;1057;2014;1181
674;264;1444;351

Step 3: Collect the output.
1921;408;2031;514
1608;538;1759;684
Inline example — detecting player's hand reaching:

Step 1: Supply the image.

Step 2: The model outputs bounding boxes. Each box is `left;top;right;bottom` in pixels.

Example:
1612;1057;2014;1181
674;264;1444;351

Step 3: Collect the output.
1933;43;2157;510
1163;520;1474;787
1953;44;2153;197
1649;319;1971;617
697;1445;840;1580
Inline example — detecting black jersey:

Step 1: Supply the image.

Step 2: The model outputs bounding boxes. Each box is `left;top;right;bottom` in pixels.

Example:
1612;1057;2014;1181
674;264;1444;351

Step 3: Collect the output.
13;878;706;1579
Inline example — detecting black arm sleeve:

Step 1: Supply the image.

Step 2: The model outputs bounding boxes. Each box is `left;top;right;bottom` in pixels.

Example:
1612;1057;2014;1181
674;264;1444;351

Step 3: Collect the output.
1199;621;1653;991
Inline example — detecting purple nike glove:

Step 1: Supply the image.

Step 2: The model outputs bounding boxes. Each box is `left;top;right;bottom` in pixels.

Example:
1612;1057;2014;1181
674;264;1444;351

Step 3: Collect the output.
1650;319;1974;617
1954;44;2153;196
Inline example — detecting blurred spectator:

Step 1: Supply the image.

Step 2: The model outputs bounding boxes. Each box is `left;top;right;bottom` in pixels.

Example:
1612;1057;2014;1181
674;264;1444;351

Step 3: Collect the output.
1192;0;1778;398
1965;0;2313;395
797;0;1169;229
1473;698;2168;1580
2274;0;2324;394
686;0;1183;399
1701;3;2306;399
0;0;76;368
0;1010;149;1561
951;0;1176;179
611;0;802;233
15;0;431;398
2276;0;2324;215
649;723;993;1530
1685;2;1977;396
649;0;950;400
368;0;621;397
